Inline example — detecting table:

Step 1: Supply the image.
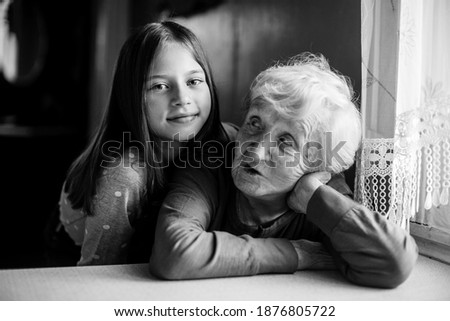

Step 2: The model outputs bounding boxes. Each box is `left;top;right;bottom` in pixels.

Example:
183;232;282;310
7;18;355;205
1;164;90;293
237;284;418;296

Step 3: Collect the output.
1;255;449;300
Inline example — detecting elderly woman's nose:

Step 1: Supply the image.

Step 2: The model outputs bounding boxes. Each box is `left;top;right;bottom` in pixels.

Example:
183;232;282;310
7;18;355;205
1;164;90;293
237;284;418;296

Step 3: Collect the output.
253;142;266;161
244;140;273;164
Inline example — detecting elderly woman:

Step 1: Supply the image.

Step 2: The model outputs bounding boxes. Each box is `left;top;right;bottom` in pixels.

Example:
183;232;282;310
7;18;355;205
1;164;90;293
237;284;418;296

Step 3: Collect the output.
149;53;418;288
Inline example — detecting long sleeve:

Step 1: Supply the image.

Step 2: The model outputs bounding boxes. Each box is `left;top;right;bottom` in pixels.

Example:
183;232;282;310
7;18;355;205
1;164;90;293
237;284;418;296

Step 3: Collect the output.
306;184;419;288
60;162;146;265
149;168;297;280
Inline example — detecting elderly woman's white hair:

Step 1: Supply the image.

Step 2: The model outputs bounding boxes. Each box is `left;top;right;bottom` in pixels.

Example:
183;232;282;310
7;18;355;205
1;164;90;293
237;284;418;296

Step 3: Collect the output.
246;52;362;174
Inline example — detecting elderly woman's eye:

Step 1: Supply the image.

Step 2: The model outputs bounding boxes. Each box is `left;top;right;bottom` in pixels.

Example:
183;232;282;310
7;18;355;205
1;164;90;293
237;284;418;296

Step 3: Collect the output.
279;136;294;148
247;117;261;130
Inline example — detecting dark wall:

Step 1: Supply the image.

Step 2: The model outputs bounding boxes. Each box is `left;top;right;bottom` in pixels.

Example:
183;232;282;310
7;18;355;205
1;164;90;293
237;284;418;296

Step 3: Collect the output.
0;0;92;128
0;0;92;268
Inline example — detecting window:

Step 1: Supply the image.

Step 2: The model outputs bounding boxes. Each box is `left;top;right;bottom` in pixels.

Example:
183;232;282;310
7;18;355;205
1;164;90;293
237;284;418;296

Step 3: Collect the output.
358;0;450;263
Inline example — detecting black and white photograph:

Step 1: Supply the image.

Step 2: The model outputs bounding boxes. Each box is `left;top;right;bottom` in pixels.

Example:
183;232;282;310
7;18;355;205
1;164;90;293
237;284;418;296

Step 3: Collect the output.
0;0;449;319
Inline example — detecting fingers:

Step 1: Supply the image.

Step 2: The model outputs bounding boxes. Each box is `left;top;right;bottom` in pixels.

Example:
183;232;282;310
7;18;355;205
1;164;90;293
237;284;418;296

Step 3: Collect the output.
290;239;337;270
288;171;332;214
310;253;337;270
311;171;332;184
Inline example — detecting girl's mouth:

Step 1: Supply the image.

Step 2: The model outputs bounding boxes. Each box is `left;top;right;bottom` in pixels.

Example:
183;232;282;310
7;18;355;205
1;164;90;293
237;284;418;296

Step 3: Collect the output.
167;113;199;124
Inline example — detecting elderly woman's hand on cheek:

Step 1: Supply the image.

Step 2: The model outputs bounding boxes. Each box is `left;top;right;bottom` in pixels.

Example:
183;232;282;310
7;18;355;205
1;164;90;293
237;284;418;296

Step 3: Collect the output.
287;171;332;214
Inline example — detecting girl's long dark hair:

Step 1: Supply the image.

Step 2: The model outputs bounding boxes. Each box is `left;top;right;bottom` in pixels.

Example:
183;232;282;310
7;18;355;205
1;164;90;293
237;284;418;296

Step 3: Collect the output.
64;21;227;215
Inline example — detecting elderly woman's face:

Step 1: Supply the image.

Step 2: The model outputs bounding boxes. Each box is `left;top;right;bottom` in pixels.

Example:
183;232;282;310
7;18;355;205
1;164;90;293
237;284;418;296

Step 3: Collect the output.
232;103;309;199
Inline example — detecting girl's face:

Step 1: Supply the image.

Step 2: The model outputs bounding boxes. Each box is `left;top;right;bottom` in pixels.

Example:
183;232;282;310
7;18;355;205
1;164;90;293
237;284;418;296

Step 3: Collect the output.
145;42;211;141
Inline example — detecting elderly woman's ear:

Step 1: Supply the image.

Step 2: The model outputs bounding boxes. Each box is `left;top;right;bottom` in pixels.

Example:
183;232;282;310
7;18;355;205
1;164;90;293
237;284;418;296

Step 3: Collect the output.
287;171;331;214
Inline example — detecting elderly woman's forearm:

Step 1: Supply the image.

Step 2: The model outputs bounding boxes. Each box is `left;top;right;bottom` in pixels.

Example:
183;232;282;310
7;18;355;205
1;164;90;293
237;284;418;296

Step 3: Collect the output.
306;185;418;288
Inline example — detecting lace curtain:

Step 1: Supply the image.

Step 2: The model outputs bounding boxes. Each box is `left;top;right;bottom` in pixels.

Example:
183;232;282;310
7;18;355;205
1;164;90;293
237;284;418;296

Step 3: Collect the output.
358;0;450;231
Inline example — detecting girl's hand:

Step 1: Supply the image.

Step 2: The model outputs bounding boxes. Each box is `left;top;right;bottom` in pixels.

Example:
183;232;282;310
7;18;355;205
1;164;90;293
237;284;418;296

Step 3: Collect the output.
287;171;331;214
289;239;336;270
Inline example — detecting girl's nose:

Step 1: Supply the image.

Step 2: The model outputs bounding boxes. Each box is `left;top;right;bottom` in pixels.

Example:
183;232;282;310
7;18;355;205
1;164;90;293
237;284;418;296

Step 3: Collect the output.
171;85;191;106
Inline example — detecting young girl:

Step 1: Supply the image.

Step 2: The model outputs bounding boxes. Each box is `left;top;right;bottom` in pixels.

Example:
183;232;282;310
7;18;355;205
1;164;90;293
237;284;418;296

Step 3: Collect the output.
59;21;236;265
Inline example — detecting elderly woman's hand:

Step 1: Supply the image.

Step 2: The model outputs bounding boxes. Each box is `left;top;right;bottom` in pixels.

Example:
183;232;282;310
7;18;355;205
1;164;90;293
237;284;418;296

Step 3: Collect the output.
287;171;331;213
289;239;336;270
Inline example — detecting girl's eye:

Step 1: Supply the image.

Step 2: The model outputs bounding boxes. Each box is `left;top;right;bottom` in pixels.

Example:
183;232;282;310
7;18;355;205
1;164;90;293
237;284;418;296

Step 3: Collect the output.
187;78;203;86
150;83;169;91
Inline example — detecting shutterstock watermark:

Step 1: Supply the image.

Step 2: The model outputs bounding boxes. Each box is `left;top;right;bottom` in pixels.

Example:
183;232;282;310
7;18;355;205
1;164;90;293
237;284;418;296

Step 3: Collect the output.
100;132;349;171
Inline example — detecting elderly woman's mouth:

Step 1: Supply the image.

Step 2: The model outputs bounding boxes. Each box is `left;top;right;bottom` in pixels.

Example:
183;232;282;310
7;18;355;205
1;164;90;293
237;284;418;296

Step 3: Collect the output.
241;163;261;176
